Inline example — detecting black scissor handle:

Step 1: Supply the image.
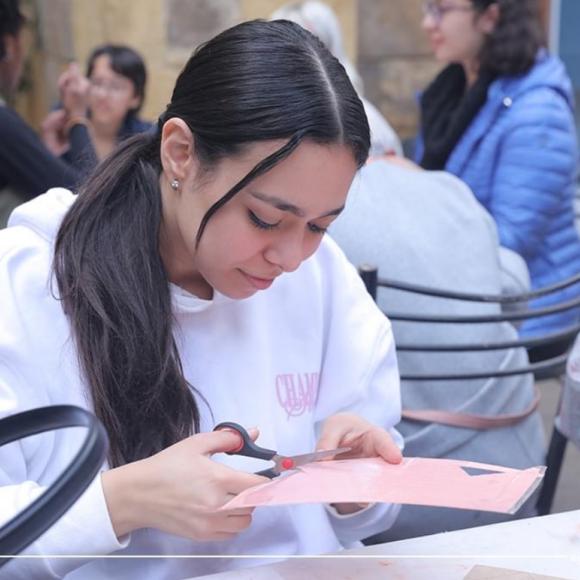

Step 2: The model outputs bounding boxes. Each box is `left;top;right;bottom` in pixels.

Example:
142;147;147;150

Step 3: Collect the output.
213;421;276;461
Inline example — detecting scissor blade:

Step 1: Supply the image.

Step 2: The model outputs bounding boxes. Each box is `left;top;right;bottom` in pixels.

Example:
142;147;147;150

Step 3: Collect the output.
286;446;351;468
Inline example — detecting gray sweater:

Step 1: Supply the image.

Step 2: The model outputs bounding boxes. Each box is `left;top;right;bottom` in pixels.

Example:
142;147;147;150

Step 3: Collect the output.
331;160;545;540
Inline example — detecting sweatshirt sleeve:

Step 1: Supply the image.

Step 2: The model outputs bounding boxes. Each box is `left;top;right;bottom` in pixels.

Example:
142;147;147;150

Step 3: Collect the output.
0;363;129;578
313;237;403;544
0;474;129;579
0;232;128;578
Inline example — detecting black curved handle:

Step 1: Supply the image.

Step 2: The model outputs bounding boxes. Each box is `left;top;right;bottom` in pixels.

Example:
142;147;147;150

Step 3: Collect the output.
0;405;108;567
213;421;276;460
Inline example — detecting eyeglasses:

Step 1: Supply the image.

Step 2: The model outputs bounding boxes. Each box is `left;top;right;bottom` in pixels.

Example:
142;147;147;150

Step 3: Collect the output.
422;1;474;25
89;79;132;97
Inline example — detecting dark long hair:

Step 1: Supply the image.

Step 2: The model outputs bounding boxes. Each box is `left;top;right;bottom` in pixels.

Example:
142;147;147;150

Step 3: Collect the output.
472;0;545;75
54;19;370;467
87;44;147;115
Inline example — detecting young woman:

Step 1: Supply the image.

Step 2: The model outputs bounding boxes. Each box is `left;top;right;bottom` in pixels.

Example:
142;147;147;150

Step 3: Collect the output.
417;0;580;337
83;44;152;159
42;44;153;174
0;19;402;579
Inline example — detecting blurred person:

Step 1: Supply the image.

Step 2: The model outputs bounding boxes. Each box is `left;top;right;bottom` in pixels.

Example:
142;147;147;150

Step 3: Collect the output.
42;44;153;168
83;44;152;159
0;0;90;227
271;0;403;157
331;157;545;540
417;0;580;340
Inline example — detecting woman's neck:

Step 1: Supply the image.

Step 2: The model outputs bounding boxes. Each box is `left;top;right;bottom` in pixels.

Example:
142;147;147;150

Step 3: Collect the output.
158;182;214;300
89;120;122;160
462;59;480;89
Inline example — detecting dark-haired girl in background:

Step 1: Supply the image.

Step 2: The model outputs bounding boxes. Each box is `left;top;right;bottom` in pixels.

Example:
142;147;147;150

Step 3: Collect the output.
417;0;580;342
42;44;153;173
0;19;402;578
83;44;152;159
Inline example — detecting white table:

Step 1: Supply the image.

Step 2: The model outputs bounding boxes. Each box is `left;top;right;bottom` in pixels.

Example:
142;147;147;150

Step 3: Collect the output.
195;509;580;580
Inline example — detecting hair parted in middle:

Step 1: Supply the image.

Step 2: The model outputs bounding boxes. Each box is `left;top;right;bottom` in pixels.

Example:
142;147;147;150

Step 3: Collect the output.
54;19;370;468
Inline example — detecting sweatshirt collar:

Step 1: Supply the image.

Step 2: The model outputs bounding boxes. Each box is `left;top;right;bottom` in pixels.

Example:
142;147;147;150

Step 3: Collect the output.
169;282;235;313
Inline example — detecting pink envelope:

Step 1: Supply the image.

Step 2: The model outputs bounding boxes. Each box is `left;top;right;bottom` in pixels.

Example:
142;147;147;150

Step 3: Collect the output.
222;457;545;514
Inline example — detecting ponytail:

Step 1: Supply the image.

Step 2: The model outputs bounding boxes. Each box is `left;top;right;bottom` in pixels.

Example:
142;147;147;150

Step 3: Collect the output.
54;132;200;467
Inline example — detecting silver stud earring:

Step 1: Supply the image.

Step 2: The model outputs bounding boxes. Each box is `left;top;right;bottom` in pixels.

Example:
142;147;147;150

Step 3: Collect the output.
170;179;180;191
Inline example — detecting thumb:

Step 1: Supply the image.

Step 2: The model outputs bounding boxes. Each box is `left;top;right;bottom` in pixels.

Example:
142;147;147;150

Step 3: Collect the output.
374;431;403;464
190;430;245;457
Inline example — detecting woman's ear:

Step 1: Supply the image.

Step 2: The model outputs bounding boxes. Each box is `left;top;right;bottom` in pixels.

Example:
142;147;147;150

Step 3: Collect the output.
159;117;197;185
478;3;500;35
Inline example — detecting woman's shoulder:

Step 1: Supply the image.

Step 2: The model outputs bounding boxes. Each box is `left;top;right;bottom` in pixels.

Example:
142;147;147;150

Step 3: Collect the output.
0;189;75;280
492;52;574;110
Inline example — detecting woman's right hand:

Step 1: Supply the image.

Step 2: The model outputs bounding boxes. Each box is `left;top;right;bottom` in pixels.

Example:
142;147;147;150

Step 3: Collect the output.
101;429;268;541
58;62;91;120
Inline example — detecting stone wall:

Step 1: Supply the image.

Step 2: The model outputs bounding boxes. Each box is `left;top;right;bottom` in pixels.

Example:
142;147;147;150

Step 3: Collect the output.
21;0;357;129
13;0;558;143
357;0;440;141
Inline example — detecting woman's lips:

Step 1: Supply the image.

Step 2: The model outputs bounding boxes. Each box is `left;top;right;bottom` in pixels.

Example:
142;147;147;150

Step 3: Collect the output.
241;271;275;290
430;37;443;51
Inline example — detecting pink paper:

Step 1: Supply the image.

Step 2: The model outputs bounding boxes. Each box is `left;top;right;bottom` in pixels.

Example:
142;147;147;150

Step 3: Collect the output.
222;457;545;514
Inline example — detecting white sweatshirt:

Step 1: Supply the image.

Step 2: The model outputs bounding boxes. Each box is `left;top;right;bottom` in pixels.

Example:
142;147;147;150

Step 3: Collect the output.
0;189;401;579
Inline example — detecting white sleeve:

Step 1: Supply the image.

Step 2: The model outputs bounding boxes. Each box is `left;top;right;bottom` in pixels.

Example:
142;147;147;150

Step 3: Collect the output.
324;501;402;547
0;475;129;579
314;238;402;429
0;372;129;579
0;235;128;578
313;238;403;543
323;327;404;544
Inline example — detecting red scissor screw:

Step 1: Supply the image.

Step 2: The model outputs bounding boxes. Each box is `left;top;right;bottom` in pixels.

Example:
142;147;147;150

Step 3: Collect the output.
281;457;295;470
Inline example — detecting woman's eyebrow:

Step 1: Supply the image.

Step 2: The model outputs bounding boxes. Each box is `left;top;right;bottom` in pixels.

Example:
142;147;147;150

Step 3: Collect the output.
250;191;344;219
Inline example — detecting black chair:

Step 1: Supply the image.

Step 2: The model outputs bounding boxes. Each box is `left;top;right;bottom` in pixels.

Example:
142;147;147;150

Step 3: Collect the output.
0;405;108;567
359;265;580;516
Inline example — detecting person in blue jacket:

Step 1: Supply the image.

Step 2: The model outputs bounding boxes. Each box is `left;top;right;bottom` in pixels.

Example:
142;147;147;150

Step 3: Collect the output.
417;0;580;344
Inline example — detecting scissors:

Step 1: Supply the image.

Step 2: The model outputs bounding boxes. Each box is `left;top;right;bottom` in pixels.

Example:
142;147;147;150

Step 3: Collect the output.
214;421;351;478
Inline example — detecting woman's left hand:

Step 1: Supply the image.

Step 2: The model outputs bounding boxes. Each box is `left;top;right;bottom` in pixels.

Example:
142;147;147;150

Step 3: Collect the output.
316;412;402;515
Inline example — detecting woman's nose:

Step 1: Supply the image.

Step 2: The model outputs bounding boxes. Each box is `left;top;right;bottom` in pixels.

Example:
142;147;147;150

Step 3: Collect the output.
263;232;306;274
421;13;436;31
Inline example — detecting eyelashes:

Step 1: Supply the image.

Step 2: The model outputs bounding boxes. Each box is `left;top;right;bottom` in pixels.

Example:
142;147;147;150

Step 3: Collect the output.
248;210;327;234
248;210;280;230
308;223;327;234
